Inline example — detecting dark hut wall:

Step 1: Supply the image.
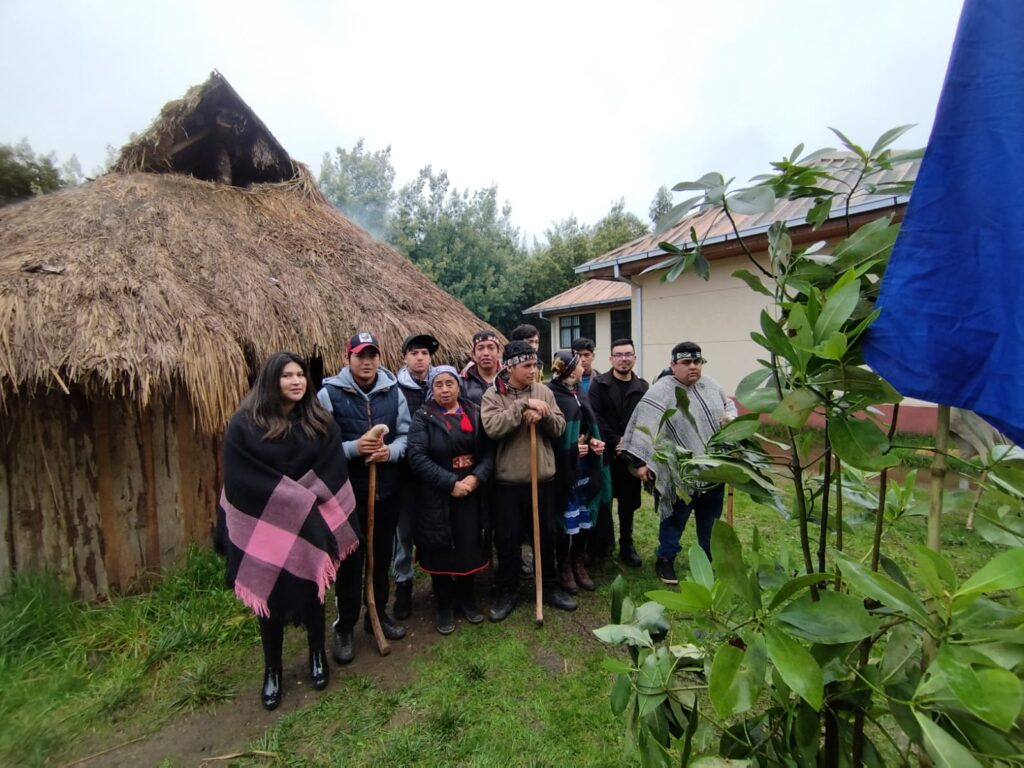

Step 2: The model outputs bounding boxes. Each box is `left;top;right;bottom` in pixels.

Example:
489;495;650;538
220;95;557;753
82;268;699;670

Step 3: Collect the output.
1;386;218;599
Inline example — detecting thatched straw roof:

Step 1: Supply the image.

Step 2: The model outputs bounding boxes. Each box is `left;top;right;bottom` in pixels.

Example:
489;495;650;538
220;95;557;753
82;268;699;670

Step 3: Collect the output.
0;73;500;433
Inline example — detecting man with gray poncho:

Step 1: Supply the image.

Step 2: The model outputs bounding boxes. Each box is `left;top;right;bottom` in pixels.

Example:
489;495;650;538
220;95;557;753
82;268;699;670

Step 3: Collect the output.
619;342;737;585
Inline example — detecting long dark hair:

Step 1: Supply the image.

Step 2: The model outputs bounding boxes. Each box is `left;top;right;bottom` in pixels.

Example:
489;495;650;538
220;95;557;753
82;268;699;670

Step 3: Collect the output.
239;352;332;440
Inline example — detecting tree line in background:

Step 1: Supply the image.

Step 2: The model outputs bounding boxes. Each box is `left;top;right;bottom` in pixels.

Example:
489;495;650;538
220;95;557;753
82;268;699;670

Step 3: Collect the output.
319;138;663;333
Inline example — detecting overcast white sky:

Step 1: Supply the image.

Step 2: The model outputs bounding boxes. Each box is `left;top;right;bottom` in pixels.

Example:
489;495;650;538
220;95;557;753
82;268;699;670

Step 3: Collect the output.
1;1;964;243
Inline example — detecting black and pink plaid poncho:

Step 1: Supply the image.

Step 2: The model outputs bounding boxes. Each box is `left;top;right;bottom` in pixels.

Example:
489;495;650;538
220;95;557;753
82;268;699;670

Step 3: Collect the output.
217;412;360;622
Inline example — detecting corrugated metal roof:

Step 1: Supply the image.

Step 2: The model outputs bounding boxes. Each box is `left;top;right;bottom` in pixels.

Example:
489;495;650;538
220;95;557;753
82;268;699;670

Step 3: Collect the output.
576;154;918;275
524;279;631;315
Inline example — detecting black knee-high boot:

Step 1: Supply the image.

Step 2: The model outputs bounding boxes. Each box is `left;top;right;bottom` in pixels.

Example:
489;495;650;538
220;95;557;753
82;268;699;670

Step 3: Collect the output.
258;617;284;710
305;604;328;691
432;574;456;634
456;575;484;623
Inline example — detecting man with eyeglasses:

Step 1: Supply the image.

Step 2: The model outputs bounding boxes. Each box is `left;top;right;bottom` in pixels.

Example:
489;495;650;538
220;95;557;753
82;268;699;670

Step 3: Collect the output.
587;338;649;567
618;341;737;585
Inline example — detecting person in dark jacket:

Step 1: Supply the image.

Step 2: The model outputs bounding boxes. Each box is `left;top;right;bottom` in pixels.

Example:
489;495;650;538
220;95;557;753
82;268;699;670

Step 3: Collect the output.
587;338;649;566
407;365;494;634
460;330;502;405
317;332;411;664
547;352;607;594
570;337;597;394
392;333;439;620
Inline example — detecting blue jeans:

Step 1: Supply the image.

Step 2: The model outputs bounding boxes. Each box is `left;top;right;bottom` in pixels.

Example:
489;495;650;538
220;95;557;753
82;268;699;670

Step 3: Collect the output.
656;485;725;562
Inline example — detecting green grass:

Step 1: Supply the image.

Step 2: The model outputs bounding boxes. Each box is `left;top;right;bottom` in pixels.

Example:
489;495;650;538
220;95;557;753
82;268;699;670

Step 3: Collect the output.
0;462;1007;766
0;546;258;766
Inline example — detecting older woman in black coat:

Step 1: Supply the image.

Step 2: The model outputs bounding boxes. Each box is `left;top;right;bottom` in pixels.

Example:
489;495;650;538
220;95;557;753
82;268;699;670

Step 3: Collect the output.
407;365;495;634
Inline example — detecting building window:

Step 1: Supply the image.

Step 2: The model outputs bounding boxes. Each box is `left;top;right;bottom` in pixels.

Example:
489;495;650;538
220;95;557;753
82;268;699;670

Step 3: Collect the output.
559;313;596;348
610;308;631;343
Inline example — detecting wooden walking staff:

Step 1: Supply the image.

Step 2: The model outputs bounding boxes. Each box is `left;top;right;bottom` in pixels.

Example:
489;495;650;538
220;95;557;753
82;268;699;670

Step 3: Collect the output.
529;422;544;627
365;425;391;656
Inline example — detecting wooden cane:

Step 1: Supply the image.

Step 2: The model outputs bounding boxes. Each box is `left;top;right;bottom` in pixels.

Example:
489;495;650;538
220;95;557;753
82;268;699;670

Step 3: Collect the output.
365;461;391;656
726;485;735;527
529;422;544;627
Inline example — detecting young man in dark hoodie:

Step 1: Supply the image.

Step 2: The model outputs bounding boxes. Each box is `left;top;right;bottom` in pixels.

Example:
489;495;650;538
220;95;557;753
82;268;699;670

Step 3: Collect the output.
317;332;411;663
392;333;439;620
481;340;575;621
461;330;502;406
588;338;649;567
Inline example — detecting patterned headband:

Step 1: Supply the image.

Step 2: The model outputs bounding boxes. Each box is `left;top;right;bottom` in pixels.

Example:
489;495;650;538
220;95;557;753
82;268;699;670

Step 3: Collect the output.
504;352;537;368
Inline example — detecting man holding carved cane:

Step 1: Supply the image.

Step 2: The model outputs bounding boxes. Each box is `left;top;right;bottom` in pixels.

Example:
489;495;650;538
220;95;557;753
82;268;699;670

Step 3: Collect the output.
318;332;410;663
481;340;575;622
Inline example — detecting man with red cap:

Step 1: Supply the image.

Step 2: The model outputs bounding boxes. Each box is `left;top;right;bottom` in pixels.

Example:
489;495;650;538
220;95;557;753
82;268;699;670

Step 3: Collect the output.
317;331;411;663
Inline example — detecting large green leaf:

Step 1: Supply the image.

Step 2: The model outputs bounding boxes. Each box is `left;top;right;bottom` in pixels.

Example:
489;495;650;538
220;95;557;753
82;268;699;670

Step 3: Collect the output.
914;712;982;768
610;672;632;715
689;543;714;589
879;622;919;685
765;625;823;709
814;275;861;342
635;601;671;637
811;331;848;361
738;385;782;414
809;365;902;404
909;544;958;601
711;521;759;610
709;640;765;717
735;367;773;403
732;268;772;296
770;387;822;428
870;124;916;156
973;505;1024;548
728;186;776;215
708;413;761;445
760;310;799;365
831;216;898;273
828;416;899;470
767;573;828;611
833;550;931;627
647;586;711;613
776;591;879;644
955;547;1024;600
934;645;1023;731
593;623;653;648
610;574;627;623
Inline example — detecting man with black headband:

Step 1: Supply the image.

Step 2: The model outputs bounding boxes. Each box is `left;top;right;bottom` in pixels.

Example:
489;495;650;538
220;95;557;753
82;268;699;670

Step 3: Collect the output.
481;340;574;620
462;330;502;405
619;341;737;585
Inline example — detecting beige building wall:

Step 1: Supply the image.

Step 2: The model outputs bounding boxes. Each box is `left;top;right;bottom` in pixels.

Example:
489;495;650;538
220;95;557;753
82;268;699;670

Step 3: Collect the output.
636;253;772;395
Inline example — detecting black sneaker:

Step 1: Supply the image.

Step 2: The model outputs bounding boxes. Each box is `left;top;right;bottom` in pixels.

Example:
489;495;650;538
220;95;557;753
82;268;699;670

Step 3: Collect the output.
394;580;413;620
655;558;678;585
489;591;518;622
542;588;578;612
364;612;407;641
333;630;354;665
619;541;643;568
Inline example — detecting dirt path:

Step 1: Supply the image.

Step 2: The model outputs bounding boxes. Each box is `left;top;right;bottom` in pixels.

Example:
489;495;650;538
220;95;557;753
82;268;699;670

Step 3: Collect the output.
68;590;446;768
65;564;622;768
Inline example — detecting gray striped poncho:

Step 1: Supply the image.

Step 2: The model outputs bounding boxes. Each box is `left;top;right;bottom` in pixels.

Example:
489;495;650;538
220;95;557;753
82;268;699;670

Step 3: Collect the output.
618;374;737;520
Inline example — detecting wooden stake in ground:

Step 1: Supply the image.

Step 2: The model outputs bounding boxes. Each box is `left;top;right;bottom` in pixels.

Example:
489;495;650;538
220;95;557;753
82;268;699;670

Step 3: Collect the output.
365;444;391;657
726;485;735;526
529;422;544;627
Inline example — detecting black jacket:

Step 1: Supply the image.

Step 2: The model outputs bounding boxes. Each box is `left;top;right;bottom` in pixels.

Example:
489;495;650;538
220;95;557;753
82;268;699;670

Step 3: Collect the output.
588;370;649;457
407;400;495;551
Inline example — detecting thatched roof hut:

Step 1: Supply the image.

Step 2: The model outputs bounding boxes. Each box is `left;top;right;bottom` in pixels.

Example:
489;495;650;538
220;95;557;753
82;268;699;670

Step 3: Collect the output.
0;72;499;598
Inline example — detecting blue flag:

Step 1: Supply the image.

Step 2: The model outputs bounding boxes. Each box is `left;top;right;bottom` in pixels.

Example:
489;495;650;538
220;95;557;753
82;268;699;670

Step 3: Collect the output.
864;0;1024;445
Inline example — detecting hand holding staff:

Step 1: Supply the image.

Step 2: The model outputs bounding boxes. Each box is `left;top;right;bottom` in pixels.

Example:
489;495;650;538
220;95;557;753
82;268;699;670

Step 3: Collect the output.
365;428;391;656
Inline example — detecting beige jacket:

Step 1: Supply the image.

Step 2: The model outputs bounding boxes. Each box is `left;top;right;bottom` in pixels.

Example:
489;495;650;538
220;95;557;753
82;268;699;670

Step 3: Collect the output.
481;381;566;484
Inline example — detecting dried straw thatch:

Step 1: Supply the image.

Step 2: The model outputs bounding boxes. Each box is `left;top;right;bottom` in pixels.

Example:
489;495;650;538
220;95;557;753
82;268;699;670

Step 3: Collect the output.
0;72;500;435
